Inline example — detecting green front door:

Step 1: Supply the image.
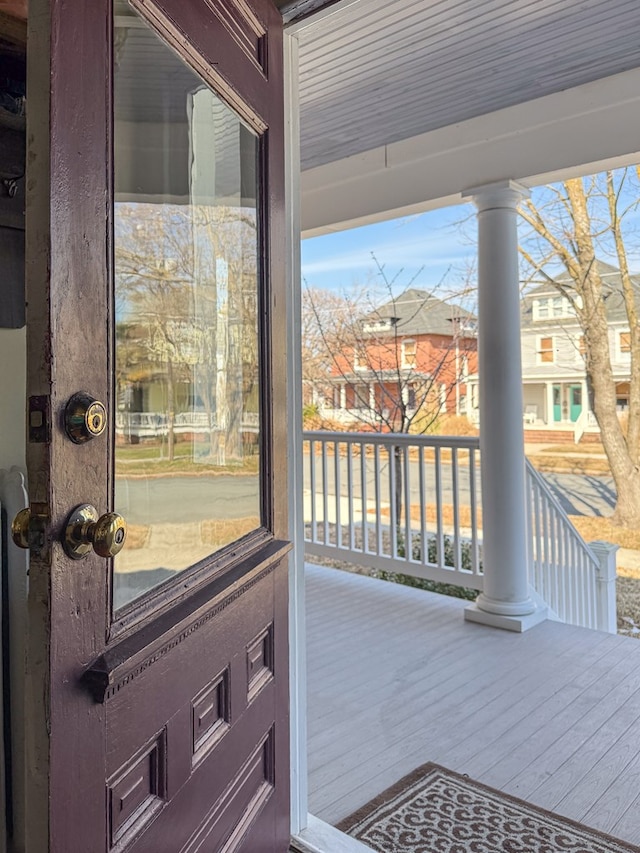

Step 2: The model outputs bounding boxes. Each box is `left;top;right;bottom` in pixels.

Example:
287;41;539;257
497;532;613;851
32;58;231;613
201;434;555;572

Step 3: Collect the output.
553;384;562;422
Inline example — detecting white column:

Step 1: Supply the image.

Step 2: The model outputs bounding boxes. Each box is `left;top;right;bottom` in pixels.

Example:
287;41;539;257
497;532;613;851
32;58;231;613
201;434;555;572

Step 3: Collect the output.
545;381;554;425
463;181;546;632
339;383;346;411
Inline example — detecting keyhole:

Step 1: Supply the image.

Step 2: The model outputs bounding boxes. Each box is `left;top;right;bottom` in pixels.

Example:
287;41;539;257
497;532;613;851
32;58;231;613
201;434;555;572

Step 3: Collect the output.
115;528;125;545
92;415;102;431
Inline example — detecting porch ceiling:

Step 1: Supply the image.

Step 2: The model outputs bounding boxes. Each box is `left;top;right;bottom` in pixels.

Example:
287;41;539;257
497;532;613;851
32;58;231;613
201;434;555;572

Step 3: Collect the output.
295;0;640;172
292;0;640;234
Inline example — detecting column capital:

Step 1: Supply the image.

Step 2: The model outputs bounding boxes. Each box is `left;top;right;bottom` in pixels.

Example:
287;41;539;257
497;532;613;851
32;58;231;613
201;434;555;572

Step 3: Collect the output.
462;179;530;212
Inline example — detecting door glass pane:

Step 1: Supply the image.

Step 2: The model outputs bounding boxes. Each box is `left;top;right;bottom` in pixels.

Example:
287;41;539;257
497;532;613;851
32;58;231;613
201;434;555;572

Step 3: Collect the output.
113;6;261;611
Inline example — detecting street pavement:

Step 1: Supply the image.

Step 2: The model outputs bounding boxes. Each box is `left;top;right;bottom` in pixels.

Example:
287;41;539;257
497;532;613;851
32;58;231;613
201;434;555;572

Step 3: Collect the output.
114;466;617;524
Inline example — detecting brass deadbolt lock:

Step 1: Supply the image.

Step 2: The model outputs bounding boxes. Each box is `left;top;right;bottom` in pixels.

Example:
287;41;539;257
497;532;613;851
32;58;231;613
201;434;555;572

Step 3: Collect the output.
64;392;107;443
11;507;31;549
64;504;127;559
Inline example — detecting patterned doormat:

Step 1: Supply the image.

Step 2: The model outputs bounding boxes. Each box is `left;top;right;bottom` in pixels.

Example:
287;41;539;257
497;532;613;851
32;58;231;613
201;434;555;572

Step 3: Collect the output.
336;763;637;852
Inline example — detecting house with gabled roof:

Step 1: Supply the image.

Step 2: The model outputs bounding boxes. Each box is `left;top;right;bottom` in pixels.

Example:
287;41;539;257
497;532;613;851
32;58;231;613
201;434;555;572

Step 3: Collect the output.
323;287;477;430
520;261;639;442
466;260;638;442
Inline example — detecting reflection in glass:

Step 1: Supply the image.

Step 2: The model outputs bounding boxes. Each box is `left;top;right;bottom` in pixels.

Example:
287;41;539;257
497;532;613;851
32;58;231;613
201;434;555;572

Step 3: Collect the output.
113;8;261;610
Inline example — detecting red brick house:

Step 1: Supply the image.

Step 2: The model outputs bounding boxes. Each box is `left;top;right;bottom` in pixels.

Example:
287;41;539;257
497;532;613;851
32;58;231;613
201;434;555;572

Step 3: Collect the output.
323;287;478;431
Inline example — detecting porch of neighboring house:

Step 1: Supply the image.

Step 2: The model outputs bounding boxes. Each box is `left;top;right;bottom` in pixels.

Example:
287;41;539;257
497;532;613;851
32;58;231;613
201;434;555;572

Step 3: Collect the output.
520;381;632;444
305;562;640;847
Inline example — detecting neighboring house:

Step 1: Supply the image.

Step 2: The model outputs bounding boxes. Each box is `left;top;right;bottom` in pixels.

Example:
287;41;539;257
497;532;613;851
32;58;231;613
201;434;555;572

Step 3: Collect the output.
322;287;478;430
467;260;638;441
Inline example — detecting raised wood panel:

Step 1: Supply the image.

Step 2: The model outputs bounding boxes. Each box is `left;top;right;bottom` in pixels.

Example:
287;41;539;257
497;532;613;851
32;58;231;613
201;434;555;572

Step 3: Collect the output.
102;556;288;852
192;669;231;766
108;731;167;850
247;623;274;703
182;728;275;853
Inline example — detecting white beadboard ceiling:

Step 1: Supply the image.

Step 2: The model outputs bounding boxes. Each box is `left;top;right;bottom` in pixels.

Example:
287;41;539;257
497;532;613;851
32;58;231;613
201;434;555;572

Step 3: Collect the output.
295;0;640;171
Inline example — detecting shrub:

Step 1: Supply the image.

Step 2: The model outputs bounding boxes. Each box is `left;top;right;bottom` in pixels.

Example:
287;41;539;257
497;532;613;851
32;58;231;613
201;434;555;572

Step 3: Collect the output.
373;533;480;602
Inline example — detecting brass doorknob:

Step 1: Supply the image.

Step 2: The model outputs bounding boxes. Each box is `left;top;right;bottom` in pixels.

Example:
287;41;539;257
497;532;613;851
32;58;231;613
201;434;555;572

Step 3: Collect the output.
64;504;127;559
11;507;31;549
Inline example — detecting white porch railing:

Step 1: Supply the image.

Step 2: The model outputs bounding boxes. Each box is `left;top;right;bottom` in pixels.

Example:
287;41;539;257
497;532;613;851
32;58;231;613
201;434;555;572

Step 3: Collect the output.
303;430;615;631
303;431;484;590
115;411;260;439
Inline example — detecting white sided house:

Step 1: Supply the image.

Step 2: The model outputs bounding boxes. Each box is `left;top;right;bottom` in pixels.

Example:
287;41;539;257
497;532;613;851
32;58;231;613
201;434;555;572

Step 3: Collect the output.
467;261;637;442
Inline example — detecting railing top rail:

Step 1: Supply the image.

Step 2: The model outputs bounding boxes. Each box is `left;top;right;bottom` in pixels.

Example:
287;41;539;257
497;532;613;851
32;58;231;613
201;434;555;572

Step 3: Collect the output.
525;458;598;563
303;430;481;450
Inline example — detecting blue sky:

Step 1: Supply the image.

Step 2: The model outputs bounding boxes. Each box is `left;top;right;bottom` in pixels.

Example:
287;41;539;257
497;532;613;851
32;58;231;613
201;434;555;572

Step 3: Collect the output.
301;203;477;300
301;170;640;304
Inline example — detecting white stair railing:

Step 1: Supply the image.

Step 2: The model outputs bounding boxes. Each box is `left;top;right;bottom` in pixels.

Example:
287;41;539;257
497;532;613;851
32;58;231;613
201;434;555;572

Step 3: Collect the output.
303;430;616;632
525;460;614;631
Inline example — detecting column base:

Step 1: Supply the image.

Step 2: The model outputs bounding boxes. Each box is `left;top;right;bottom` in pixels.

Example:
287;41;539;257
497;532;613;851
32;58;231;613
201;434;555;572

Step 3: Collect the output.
464;601;548;633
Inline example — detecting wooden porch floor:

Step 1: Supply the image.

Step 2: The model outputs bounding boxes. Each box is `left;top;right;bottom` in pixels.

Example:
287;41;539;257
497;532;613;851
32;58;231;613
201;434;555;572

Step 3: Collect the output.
306;563;640;847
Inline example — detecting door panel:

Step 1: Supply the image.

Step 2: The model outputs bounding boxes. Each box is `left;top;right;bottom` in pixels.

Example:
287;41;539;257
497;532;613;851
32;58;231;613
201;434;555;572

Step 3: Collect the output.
553;384;561;422
23;0;288;851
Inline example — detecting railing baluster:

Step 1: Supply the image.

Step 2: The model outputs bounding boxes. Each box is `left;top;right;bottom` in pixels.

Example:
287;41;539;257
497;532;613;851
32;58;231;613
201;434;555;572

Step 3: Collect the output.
375;444;382;556
469;447;479;577
347;441;355;552
452;447;461;572
322;440;329;546
361;440;368;555
389;444;397;559
309;438;317;544
435;446;444;569
419;445;426;566
404;445;412;563
334;439;342;548
533;482;542;595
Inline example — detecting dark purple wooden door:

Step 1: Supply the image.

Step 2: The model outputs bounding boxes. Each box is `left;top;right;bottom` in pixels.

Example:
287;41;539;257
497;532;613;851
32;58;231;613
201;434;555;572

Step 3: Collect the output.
24;1;289;851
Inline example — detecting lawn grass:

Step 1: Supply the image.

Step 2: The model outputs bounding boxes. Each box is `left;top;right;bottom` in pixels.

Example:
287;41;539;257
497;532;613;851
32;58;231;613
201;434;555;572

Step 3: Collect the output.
382;502;640;553
542;443;606;455
527;453;611;476
115;455;259;477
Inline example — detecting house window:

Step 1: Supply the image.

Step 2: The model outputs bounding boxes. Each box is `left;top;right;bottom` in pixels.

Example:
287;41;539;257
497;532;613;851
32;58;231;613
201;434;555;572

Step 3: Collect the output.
534;298;549;320
619;331;631;354
402;339;417;368
538;336;554;363
354;345;367;371
533;295;572;320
